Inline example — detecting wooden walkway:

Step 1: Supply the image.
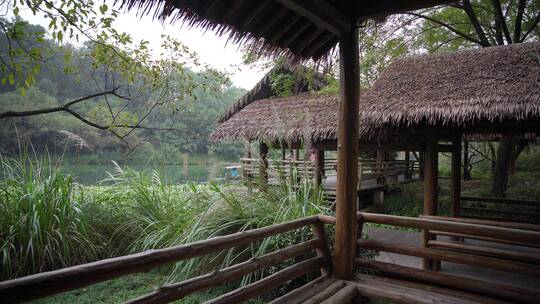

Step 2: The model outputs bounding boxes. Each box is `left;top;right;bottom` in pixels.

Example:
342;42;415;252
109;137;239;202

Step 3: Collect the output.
324;174;418;191
363;226;540;291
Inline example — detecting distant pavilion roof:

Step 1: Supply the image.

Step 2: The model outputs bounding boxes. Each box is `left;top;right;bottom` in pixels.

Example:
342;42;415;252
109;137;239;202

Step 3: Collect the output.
211;43;540;143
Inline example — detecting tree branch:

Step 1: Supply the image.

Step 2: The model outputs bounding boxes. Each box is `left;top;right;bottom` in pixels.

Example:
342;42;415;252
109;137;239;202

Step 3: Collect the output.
460;0;492;46
407;12;484;46
514;0;527;42
520;12;540;42
0;89;120;119
491;0;512;43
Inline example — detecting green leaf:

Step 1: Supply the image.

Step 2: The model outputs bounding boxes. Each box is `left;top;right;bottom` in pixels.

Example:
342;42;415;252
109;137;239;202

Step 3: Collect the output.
99;4;108;14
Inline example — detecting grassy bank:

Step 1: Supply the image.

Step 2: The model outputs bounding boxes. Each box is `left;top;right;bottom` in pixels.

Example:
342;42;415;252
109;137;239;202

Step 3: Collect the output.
0;153;331;302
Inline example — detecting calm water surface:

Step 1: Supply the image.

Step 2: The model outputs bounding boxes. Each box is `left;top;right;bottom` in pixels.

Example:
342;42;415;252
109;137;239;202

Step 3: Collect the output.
61;157;231;185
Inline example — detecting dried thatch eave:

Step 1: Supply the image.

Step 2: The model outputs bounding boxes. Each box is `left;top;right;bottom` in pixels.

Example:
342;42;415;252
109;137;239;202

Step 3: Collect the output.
218;65;327;123
211;43;540;143
120;0;343;62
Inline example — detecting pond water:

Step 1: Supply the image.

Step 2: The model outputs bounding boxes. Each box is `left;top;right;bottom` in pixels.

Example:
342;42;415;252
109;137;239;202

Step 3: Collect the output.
60;157;231;185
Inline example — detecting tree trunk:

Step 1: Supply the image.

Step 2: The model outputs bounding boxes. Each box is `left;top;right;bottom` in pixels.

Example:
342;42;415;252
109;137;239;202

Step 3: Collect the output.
491;134;517;197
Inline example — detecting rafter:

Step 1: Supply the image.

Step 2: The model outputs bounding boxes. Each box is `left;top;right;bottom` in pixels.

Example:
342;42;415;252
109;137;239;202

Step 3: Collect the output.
274;0;350;36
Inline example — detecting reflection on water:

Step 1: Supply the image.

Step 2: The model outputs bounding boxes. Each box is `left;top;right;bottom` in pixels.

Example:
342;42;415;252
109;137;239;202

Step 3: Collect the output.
61;157;229;185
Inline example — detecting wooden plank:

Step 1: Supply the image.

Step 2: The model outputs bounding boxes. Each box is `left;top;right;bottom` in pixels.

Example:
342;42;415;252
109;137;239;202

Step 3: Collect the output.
334;21;359;280
354;273;512;304
274;0;350;36
319;284;357;304
269;277;334;304
205;256;324;304
428;240;540;264
421;215;540;232
359;212;540;245
126;239;322;303
357;239;540;277
430;230;540;249
0;216;318;303
303;280;347;304
356;259;539;304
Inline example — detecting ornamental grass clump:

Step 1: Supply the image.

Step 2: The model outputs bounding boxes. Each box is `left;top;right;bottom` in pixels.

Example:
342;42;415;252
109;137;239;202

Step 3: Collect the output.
0;153;99;279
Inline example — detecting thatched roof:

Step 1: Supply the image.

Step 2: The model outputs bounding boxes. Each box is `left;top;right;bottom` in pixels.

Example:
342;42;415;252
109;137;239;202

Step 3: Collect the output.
218;66;327;123
211;43;540;143
121;1;453;61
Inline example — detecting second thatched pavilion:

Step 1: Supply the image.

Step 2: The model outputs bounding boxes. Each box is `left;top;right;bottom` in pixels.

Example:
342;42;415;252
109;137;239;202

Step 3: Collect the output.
212;42;540;222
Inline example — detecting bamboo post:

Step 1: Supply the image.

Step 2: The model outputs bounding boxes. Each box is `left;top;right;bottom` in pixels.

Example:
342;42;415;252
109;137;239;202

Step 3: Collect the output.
259;142;269;184
315;149;325;187
423;135;439;270
376;150;386;185
244;141;252;194
311;222;332;276
404;151;411;180
419;151;425;180
451;134;462;218
334;23;359;280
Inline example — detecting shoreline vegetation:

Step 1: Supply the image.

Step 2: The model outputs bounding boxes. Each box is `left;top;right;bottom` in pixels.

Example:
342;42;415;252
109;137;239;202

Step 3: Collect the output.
0;152;333;303
1;147;539;302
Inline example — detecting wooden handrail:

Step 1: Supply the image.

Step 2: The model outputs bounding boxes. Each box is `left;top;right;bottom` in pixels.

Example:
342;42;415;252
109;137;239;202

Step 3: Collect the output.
205;257;325;304
461;196;540;206
357;239;540;277
420;215;540;231
126;239;322;304
359;212;540;245
0;216;319;303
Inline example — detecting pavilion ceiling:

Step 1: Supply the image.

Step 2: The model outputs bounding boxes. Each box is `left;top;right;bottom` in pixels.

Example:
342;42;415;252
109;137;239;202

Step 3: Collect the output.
122;0;455;61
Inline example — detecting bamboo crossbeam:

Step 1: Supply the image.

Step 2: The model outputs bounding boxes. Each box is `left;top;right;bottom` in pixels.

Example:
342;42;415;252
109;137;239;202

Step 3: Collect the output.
357;239;540;277
302;280;346;304
0;216;318;303
355;259;539;304
461;196;540;206
359;212;540;245
420;215;540;231
204;256;325;304
318;284;357;304
268;276;332;304
429;230;540;249
126;239;322;304
427;240;540;264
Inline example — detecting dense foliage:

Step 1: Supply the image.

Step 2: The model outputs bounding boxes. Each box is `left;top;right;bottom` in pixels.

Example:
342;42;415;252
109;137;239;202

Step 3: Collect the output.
0;152;332;281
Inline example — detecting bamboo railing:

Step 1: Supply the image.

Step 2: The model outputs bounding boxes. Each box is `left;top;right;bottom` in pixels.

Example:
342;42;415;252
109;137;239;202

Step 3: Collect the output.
318;212;540;304
0;216;332;303
460;196;540;224
4;212;538;303
240;157;419;186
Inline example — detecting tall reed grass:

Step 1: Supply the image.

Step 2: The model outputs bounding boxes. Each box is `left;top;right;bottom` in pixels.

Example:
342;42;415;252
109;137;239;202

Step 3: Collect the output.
0;152;99;279
1;153;334;287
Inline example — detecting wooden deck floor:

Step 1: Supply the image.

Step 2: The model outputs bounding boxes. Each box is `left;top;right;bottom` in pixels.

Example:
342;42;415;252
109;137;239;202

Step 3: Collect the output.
363;226;540;291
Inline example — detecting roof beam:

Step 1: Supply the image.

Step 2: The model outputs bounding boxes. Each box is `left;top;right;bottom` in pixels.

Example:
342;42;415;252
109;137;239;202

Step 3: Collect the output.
274;0;350;36
355;0;456;20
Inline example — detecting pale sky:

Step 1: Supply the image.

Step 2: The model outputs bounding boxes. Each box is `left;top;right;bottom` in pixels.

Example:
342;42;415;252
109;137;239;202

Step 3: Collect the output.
16;2;267;89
